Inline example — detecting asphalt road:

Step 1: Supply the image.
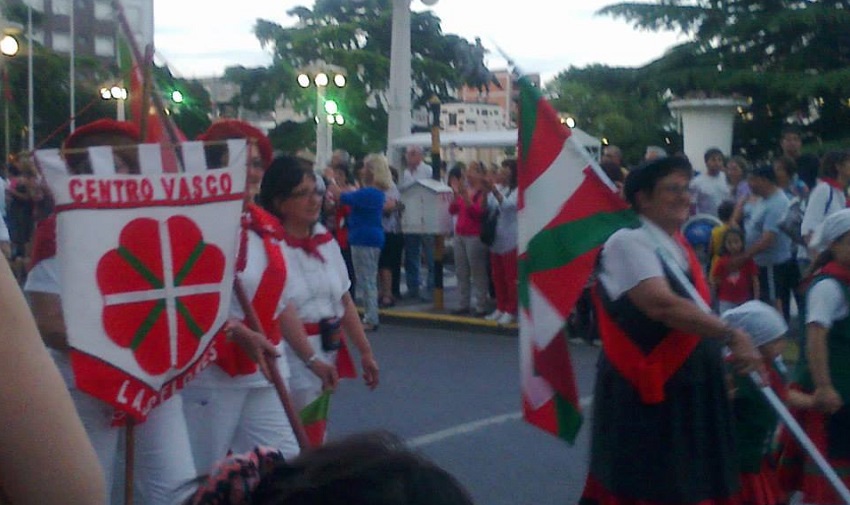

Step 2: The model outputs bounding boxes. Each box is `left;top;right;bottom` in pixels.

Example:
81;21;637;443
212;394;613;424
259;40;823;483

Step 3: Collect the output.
329;323;602;505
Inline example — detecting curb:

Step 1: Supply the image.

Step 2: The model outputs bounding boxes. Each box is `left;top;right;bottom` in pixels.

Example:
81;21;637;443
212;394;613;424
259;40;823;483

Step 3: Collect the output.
377;308;519;335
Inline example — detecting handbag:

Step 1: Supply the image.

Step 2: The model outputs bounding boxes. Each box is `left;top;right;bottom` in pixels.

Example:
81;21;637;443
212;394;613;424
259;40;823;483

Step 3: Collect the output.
480;207;499;246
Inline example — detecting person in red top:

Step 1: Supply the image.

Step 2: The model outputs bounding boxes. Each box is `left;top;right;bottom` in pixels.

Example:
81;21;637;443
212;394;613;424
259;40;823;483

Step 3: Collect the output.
448;161;489;316
711;227;760;313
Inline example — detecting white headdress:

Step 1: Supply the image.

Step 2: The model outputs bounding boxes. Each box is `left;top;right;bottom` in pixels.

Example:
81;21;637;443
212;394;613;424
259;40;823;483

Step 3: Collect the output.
809;208;850;255
721;300;788;348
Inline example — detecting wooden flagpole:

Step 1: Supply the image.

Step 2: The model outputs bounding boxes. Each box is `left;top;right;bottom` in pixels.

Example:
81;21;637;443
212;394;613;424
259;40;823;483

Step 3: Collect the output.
232;276;311;451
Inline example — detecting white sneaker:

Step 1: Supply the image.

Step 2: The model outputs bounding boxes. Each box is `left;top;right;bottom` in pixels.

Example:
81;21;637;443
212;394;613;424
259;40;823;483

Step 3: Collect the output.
485;310;503;321
497;313;516;325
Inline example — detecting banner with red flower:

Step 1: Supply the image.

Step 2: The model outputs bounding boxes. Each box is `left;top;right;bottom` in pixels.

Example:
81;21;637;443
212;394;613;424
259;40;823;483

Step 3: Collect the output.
35;140;248;422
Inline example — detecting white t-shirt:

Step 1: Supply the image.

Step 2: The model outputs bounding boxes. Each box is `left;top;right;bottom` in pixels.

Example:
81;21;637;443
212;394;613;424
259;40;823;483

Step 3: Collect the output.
802;181;846;238
487;186;518;255
805;278;849;328
399;161;433;190
690;171;730;216
598;217;690;301
192;230;292;388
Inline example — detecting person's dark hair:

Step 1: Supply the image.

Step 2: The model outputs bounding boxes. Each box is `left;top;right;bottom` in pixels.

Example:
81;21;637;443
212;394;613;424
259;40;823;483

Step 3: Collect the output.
717;200;735;222
447;166;463;183
623;155;693;209
259;155;316;216
780;125;803;140
250;432;473;505
704;147;725;163
600;160;624;184
773;155;797;177
501;158;518;189
819;150;850;179
719;227;745;256
750;164;777;183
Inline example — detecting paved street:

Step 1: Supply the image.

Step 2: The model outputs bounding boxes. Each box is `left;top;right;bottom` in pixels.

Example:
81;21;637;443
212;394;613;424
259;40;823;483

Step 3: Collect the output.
328;323;601;505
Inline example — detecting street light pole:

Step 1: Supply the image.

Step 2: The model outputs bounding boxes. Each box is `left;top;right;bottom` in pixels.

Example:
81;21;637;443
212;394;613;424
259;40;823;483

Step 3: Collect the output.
0;34;19;163
298;64;345;172
387;0;411;170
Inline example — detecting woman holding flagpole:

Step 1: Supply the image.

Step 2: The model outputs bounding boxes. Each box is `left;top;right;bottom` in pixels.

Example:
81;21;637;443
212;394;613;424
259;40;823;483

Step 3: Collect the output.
259;155;379;445
579;156;762;505
25;119;198;505
182;120;339;475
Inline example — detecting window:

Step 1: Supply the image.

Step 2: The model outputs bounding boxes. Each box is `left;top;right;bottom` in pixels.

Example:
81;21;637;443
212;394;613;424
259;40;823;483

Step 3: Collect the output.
95;36;114;57
94;0;113;20
448;113;457;126
52;0;71;15
52;32;71;52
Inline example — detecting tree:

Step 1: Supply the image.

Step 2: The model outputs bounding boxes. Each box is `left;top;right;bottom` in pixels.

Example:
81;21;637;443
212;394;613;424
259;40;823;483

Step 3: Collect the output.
242;0;497;156
599;0;850;158
546;65;679;165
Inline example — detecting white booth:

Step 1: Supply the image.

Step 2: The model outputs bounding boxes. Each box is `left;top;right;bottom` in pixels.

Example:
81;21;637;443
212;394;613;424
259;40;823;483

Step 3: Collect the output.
400;179;454;235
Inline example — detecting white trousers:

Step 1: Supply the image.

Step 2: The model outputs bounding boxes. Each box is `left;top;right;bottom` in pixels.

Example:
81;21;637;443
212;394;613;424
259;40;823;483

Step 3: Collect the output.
68;386;196;505
182;385;300;474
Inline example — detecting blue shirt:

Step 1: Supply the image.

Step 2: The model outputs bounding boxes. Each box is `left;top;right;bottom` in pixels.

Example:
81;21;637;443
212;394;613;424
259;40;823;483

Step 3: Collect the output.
341;187;385;248
745;190;792;267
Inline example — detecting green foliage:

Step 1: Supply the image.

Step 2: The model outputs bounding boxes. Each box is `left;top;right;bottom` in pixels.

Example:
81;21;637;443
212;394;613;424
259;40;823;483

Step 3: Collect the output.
546;65;677;165
227;0;495;155
597;0;850;159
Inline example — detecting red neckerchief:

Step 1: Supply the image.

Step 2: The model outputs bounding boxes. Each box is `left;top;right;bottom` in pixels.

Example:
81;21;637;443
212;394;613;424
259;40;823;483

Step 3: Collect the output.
593;232;709;404
282;228;334;262
818;261;850;285
216;204;288;377
29;213;57;271
821;177;850;206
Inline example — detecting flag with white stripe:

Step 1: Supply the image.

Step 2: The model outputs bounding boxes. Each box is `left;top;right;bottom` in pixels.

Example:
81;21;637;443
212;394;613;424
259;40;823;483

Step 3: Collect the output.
35;140;247;422
517;77;638;443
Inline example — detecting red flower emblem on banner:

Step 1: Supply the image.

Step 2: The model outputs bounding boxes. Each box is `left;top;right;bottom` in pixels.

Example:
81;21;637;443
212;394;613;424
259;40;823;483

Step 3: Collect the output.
96;216;225;375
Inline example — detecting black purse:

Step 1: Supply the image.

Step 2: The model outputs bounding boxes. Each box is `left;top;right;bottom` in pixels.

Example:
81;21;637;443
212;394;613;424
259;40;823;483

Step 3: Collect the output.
480;207;499;246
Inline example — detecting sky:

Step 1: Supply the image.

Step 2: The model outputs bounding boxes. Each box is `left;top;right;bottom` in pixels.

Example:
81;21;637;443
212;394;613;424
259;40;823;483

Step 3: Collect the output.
154;0;686;85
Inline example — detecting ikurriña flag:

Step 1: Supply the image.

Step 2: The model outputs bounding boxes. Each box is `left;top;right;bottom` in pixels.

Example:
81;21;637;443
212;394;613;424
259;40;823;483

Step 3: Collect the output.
34;139;249;423
517;77;638;443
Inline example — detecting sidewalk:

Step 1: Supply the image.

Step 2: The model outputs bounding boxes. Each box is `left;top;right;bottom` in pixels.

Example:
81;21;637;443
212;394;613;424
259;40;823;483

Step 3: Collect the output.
365;265;519;336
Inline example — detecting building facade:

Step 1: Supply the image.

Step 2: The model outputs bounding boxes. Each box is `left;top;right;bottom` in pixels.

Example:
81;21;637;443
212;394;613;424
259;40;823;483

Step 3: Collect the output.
21;0;153;61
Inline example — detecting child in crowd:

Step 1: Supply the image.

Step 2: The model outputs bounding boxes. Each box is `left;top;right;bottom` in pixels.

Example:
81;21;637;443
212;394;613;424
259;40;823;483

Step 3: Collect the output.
710;200;737;272
711;228;760;313
721;301;793;505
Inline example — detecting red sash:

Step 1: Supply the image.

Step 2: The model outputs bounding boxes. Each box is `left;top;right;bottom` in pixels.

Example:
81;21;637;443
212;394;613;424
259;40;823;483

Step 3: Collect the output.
215;204;288;377
593;232;710;404
282;228;334;262
29;213;57;270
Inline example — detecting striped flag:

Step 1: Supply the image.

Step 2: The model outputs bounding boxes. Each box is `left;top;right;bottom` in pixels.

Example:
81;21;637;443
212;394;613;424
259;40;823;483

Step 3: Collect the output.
300;391;332;447
517;77;638;443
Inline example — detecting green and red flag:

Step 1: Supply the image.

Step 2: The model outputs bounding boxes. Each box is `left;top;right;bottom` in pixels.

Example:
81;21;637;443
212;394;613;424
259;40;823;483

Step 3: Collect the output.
300;391;332;447
517;77;638;443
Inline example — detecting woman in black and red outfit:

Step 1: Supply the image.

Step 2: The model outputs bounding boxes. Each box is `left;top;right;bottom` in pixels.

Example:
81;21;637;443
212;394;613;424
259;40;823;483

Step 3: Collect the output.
579;156;763;505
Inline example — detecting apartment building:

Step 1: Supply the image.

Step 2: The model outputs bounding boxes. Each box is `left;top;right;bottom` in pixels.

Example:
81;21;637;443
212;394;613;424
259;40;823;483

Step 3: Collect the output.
20;0;153;60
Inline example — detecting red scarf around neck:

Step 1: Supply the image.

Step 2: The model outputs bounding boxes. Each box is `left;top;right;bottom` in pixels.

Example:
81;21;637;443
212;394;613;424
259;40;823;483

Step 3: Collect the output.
282;227;334;262
216;204;288;377
593;232;710;404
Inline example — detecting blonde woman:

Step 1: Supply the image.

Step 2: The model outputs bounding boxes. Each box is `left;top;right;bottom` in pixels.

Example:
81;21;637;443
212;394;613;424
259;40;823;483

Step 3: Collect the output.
328;154;389;330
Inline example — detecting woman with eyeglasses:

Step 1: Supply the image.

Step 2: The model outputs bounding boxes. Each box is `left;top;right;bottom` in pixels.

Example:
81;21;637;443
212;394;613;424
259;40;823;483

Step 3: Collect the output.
259;155;379;445
182;121;339;475
579;156;763;505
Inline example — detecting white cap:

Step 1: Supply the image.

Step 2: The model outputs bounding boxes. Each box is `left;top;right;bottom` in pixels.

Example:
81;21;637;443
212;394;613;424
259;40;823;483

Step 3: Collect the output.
810;208;850;255
721;300;788;348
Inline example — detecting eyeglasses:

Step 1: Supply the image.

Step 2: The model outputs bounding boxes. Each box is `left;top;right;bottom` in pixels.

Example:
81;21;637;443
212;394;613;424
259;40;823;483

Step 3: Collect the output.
657;183;691;196
287;188;325;199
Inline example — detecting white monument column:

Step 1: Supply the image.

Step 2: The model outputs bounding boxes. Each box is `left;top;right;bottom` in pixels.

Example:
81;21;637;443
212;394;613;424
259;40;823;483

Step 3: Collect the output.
668;98;747;171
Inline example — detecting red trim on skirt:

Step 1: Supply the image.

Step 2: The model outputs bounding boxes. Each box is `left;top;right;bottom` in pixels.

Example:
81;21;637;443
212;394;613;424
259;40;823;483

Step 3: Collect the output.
579;475;741;505
776;408;850;505
735;461;786;505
